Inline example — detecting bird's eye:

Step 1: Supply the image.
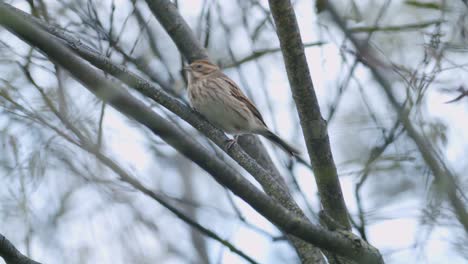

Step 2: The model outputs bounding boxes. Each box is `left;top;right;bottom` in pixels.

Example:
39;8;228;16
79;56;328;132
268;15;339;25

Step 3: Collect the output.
196;64;202;69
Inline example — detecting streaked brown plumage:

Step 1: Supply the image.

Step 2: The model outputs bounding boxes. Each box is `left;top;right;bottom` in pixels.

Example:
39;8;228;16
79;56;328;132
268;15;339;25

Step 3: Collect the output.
184;59;299;156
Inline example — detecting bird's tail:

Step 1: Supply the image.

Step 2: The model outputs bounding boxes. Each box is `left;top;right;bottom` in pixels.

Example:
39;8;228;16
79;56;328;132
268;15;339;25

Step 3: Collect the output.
262;130;300;156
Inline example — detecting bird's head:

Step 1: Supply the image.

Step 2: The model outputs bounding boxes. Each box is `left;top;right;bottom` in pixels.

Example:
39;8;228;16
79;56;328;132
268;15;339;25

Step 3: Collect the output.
184;60;219;80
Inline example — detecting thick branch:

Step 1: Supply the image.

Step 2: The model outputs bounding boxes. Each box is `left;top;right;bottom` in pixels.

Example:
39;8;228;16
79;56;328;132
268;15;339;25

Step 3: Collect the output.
0;2;383;263
0;234;41;264
267;0;351;230
144;0;208;62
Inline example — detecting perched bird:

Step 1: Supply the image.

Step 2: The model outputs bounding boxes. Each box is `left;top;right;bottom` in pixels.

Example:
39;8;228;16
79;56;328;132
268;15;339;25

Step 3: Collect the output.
184;59;299;156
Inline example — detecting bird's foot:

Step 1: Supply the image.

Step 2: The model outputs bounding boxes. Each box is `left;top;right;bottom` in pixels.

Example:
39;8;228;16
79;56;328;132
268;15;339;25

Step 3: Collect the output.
225;135;239;151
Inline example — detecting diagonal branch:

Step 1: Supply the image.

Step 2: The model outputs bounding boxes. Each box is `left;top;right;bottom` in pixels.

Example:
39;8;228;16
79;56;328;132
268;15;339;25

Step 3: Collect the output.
0;2;383;263
222;41;326;69
144;0;208;62
0;234;41;264
349;19;443;33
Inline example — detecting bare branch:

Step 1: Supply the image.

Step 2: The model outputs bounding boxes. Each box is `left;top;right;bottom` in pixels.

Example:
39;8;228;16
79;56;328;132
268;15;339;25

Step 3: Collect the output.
0;234;41;264
267;0;351;230
349;19;443;33
221;41;327;69
442;86;468;104
144;0;209;62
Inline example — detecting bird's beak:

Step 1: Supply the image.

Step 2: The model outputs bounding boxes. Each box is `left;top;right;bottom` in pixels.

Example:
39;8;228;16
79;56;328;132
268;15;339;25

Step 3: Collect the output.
183;66;192;72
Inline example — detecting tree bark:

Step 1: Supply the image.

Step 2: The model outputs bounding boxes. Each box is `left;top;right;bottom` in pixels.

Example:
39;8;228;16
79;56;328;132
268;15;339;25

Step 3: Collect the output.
0;234;42;264
267;0;351;232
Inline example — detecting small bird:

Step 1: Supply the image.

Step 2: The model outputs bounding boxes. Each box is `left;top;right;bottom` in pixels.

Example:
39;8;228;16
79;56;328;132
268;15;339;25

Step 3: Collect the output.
184;59;299;156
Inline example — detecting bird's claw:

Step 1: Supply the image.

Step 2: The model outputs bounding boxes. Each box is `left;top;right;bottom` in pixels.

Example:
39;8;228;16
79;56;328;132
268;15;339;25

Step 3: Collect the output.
225;136;239;151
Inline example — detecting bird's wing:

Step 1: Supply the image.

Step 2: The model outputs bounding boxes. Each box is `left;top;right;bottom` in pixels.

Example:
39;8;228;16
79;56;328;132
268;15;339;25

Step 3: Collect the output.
221;74;267;127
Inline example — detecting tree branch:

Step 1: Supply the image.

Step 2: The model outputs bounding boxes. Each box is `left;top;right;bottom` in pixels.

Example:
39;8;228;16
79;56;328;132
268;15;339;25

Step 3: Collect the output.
267;0;351;230
349;19;443;33
144;0;208;62
0;234;41;264
221;41;326;69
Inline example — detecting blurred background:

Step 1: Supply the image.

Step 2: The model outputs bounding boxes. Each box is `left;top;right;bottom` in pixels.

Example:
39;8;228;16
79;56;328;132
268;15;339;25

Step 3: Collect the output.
0;0;467;263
